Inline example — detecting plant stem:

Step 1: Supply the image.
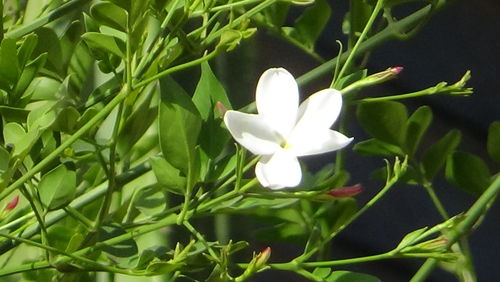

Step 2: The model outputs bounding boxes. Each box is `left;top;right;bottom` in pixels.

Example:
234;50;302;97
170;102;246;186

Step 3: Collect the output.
5;0;90;39
297;0;450;86
411;174;500;281
332;0;384;88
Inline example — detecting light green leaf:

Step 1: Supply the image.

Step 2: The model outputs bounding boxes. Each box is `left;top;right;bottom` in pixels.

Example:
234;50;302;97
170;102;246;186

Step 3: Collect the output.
134;185;167;217
193;62;232;120
487;121;500;163
3;122;35;157
17;34;38;69
82;32;126;57
446;151;491;196
158;76;202;176
90;2;128;32
12;53;48;103
422;129;461;181
357;101;408;146
38;164;76;210
150;156;187;195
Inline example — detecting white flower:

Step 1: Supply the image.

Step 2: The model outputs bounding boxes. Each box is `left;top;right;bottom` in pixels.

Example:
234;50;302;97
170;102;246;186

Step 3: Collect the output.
224;68;353;189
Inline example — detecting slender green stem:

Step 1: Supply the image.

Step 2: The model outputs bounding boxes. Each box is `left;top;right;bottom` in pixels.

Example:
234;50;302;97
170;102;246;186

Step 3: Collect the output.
63;206;94;230
332;0;383;88
191;0;263;17
5;0;90;39
0;86;128;202
183;221;220;262
411;174;500;281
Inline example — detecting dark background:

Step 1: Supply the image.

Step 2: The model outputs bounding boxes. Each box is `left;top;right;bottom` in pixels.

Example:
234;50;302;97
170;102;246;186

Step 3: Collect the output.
217;0;500;281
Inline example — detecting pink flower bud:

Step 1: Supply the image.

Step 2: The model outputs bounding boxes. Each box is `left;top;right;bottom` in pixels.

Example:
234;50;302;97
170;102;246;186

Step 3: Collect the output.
390;66;404;75
328;185;364;198
4;196;19;211
216;101;228;118
255;247;271;268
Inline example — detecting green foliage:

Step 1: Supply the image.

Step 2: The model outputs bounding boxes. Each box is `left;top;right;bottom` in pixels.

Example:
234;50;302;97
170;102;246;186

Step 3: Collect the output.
357;101;408;146
38;164;76;210
487;121;500;163
446;152;491;196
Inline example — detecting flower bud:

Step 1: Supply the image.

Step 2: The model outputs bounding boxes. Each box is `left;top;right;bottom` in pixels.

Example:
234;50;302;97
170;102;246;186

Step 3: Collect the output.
4;196;19;211
254;247;271;269
328;185;364;198
341;67;403;94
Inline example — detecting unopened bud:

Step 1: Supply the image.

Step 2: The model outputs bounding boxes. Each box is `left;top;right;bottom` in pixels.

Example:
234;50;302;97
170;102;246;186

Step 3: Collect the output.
4;196;19;211
216;101;228;118
390;66;404;76
255;247;271;269
328;185;364;198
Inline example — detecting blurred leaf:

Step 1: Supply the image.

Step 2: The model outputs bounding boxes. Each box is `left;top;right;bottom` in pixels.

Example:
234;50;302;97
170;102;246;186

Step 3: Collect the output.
422;129;461;180
134;185;167;217
82;32;126;57
347;0;374;46
405;106;432;156
335;69;367;90
446;151;491;196
158;76;202;176
53;107;81;133
150;156;186;195
261;2;290;28
0;106;30;123
38;164;76;210
327;270;381;282
0;146;9;172
292;0;331;50
34;28;63;74
353;138;404;157
487;121;500;163
95;106;119;145
24;76;61;101
90;2;127;32
357;101;408;146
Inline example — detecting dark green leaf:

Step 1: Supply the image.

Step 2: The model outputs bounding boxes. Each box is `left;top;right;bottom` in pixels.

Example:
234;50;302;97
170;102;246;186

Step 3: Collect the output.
487;121;500;163
90;2;128;32
327;270;381;282
34;28;63;74
422;129;461;180
405;106;432;156
151;156;186;195
38;164;76;210
353;138;404;157
0;146;9;172
12;53;48;103
53;107;81;133
158;76;202;175
17;34;38;68
292;0;331;50
0;38;19;90
357;101;408;146
261;2;290;28
446;151;491;196
0;106;30;123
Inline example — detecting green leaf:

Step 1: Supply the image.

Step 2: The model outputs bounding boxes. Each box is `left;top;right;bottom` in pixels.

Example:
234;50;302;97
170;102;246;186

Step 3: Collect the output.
0;146;10;172
90;2;127;32
292;0;331;50
12;53;48;104
445;151;491;196
134;185;167;217
353;138;404;157
335;69;367;90
396;227;428;250
422;129;461;181
261;2;290;28
0;38;19;90
193;62;232;120
17;34;38;69
24;76;61;101
38;164;76;210
487;121;500;163
82;32;126;57
0;106;30;123
158;76;202;176
33;28;63;74
357;101;408;146
27;101;57;132
347;0;374;45
52;107;81;133
405;106;432;156
97;223;138;267
151;156;187;195
327;271;381;282
3;122;35;157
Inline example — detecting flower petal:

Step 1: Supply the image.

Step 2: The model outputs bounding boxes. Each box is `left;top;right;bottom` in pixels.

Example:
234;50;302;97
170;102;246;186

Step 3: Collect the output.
255;149;302;189
294;88;343;132
224;110;281;155
256;68;299;138
288;129;353;156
